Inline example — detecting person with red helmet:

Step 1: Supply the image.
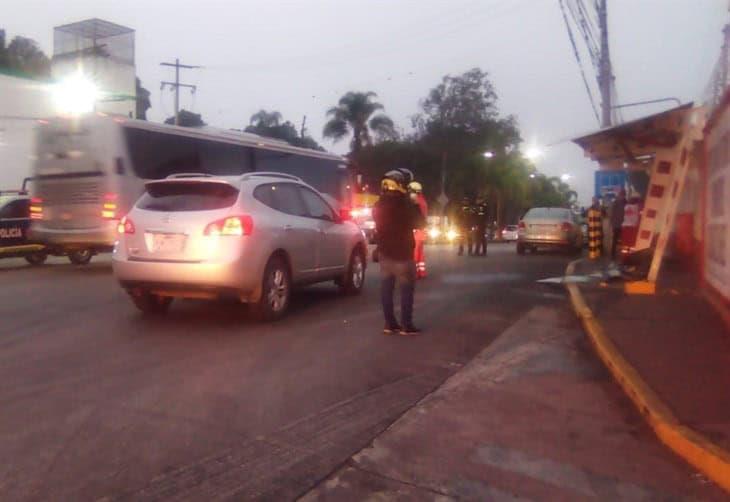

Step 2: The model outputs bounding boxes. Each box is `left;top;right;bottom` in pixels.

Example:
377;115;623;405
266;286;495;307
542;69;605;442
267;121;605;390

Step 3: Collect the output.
408;181;428;279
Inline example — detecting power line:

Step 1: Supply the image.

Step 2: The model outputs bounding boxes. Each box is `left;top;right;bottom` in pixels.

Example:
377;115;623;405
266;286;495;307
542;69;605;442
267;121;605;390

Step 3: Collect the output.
160;58;201;125
559;0;601;125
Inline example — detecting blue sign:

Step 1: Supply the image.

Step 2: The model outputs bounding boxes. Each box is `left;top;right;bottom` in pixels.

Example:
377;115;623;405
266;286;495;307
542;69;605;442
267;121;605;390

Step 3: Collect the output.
595;171;626;200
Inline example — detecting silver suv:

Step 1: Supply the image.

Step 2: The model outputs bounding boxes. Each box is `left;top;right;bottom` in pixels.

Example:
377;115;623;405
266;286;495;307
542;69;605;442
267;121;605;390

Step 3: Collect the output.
112;172;367;320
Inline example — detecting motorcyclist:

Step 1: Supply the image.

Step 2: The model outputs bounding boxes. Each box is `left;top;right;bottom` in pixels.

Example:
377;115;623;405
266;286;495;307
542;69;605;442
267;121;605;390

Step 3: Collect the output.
408;181;428;279
373;170;426;335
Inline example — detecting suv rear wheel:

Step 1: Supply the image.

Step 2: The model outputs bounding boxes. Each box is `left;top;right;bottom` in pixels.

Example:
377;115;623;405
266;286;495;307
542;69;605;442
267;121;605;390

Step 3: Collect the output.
339;248;365;295
252;256;291;321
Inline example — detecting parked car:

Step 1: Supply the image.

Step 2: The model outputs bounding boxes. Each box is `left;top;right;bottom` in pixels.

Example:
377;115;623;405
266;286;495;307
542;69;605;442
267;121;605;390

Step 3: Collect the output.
517;207;583;255
112;172;368;320
0;190;48;265
501;225;519;241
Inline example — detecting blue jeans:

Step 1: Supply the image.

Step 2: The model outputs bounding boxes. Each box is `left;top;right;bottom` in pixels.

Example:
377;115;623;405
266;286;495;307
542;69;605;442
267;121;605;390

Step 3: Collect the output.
379;257;416;327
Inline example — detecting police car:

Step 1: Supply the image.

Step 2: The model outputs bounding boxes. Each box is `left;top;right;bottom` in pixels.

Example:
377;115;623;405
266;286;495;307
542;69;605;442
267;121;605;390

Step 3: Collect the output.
0;188;47;265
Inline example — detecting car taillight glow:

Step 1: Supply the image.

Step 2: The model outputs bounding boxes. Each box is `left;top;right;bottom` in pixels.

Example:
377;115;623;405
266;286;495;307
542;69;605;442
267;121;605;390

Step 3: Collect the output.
30;197;43;220
117;216;135;234
350;207;371;219
204;216;253;236
102;192;118;219
518;221;526;230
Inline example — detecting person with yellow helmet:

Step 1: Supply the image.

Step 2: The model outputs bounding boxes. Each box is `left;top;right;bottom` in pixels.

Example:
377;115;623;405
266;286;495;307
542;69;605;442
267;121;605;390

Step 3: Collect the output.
408;181;428;278
373;169;426;335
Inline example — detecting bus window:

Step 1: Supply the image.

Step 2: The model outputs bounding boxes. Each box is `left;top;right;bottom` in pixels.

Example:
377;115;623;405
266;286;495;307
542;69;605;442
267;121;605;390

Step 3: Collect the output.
123;127;253;179
254;149;348;204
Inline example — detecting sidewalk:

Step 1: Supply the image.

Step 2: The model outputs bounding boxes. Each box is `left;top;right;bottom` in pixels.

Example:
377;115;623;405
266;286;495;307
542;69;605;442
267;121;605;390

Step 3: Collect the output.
304;306;724;500
573;258;730;472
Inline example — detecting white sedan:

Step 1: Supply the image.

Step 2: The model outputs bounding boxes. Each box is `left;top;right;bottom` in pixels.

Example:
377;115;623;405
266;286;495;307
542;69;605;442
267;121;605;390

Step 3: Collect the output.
501;225;519;241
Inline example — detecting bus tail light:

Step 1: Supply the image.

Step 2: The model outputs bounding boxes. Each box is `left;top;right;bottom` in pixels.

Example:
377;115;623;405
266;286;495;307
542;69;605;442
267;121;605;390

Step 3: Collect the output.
204;216;253;236
30;197;43;220
518;220;526;230
102;192;118;219
560;222;573;232
117;216;135;234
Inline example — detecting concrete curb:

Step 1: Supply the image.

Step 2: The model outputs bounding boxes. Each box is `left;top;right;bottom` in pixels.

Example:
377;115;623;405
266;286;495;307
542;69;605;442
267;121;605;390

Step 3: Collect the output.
565;259;730;494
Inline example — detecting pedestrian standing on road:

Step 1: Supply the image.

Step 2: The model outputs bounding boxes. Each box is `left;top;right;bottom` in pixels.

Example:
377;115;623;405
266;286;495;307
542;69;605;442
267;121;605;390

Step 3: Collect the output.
409;181;429;279
373;170;426;335
587;197;603;260
474;197;488;256
457;196;475;256
610;189;626;260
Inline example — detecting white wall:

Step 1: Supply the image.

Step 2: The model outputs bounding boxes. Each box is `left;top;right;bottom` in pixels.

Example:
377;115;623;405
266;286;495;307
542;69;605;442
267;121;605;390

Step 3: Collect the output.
0;74;54;189
705;104;730;301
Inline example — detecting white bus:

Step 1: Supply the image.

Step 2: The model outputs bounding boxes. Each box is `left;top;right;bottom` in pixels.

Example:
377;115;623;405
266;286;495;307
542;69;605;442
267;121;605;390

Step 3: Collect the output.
30;114;352;264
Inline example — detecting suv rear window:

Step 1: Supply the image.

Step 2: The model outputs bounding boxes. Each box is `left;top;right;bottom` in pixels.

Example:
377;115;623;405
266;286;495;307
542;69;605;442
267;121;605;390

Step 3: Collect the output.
137;182;239;212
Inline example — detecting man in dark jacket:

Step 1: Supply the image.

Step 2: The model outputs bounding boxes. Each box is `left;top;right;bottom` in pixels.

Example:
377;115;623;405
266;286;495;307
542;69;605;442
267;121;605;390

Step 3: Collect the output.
473;197;488;256
456;196;475;256
373;170;426;335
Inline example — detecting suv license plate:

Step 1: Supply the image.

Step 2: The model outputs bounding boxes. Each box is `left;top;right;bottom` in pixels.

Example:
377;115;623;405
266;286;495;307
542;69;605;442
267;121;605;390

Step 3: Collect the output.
150;233;185;253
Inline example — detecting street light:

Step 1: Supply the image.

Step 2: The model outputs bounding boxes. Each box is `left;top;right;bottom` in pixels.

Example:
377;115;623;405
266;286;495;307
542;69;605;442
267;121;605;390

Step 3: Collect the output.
524;147;543;161
529;173;536;179
52;72;99;115
483;151;494;159
560;173;571;182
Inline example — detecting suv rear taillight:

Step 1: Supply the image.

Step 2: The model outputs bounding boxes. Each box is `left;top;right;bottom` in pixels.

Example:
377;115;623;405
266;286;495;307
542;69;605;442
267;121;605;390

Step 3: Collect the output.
560;222;572;232
518;220;526;230
204;216;253;236
30;197;43;220
117;216;135;234
102;192;118;219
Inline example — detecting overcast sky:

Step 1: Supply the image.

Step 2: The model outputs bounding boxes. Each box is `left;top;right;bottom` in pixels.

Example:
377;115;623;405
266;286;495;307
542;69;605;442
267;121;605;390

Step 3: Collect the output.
4;0;727;204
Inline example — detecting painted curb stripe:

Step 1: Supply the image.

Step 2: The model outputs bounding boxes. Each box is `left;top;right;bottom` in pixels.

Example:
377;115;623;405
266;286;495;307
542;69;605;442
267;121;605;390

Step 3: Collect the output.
565;259;730;493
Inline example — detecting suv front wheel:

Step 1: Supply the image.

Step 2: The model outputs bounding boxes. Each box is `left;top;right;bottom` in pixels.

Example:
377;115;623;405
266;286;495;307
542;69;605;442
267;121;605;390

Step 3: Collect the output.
339;248;365;295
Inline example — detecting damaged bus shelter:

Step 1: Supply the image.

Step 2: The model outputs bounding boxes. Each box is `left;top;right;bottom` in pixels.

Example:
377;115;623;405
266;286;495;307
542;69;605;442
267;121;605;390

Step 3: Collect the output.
572;104;707;290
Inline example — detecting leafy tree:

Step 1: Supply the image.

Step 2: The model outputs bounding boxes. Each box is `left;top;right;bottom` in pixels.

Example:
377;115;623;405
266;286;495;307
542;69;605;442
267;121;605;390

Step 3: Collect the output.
249;110;283;129
164;110;205;127
0;33;50;78
323;91;397;154
135;77;151;120
245;109;324;151
351;68;577;229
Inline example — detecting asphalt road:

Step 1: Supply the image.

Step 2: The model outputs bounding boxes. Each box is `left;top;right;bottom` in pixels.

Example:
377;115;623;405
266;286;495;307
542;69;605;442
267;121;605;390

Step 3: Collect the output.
0;243;572;500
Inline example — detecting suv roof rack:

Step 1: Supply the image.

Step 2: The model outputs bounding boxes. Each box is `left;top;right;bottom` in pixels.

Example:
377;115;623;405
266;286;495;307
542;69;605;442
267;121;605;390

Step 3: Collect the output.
240;172;303;182
165;173;215;179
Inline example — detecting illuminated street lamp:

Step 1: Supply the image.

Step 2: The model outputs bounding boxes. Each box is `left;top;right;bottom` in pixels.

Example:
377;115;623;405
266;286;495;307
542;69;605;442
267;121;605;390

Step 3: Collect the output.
524;147;543;161
52;72;99;115
483;151;494;159
560;173;571;182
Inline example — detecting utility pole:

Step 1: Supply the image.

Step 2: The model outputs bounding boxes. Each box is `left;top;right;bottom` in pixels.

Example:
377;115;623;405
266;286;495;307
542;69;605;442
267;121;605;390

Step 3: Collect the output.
300;115;307;137
160;58;200;126
597;0;613;127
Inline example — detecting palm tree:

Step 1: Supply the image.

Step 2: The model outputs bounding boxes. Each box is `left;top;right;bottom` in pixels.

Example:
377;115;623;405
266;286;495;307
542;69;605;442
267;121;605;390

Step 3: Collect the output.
323;92;396;154
249;110;283;128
